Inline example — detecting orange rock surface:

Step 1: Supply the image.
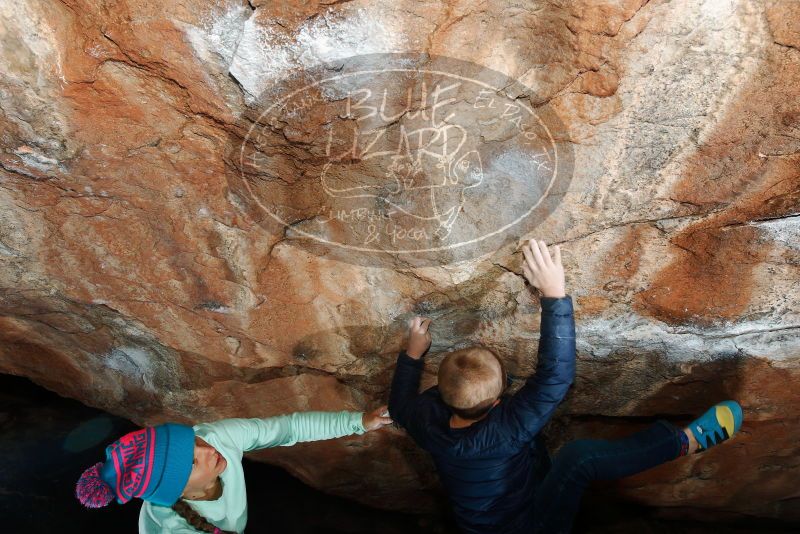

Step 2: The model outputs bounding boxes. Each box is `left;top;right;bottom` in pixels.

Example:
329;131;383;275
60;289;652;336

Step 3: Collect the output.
0;0;797;520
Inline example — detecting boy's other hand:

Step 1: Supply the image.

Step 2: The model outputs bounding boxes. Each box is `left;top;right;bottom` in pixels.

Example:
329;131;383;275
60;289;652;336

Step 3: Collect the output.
407;316;432;359
521;239;566;298
362;405;393;431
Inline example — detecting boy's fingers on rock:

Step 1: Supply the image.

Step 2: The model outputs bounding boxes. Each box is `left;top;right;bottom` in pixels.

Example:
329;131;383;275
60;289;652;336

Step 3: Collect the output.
522;262;533;281
527;238;540;263
530;238;546;269
521;244;537;272
553;244;562;266
538;240;553;267
420;318;432;332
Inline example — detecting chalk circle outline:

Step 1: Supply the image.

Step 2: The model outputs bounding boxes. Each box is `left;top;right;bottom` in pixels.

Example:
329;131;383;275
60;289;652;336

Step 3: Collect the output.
239;54;569;258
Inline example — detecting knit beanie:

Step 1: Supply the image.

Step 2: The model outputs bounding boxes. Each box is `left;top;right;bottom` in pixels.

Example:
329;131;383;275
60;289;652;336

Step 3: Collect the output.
75;423;195;508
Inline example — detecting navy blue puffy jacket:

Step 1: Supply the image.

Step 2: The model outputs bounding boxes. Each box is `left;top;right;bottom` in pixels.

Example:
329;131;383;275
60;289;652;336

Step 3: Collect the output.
388;296;576;533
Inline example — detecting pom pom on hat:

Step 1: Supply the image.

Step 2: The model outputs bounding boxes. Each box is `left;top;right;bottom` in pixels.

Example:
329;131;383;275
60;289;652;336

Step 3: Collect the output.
76;462;114;508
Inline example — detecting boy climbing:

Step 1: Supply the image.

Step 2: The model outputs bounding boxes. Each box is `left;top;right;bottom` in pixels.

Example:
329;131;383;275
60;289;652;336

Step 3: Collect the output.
388;238;743;534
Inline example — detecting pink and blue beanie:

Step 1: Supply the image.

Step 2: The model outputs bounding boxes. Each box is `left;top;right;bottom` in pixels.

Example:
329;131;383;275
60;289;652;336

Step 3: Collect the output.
75;423;195;508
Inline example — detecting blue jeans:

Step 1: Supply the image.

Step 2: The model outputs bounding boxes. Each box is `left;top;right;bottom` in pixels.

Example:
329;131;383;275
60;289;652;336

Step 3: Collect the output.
532;420;683;534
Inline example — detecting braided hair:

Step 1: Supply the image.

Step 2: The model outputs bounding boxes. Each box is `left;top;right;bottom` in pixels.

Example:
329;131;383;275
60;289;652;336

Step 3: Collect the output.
172;499;237;534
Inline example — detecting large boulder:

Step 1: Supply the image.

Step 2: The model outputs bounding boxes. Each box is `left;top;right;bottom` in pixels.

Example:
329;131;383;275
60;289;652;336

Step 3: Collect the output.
0;0;797;521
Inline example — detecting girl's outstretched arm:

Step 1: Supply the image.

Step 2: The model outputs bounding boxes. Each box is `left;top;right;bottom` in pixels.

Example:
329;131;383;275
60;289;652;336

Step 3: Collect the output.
196;409;389;452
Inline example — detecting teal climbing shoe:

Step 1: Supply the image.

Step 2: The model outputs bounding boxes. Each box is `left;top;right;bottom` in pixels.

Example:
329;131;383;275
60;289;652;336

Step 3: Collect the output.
689;400;743;452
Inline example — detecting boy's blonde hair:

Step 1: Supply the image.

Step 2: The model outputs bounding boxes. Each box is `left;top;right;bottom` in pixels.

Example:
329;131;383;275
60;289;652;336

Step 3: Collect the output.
438;347;505;419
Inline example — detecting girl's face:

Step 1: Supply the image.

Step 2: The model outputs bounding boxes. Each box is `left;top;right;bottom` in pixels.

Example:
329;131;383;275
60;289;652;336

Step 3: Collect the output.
181;436;227;500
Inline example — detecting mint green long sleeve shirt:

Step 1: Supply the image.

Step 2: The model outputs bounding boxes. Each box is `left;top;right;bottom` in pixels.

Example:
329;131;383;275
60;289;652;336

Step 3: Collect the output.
138;411;366;533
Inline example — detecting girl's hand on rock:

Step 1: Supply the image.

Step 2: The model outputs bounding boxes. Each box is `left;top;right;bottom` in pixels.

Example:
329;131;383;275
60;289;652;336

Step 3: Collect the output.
362;405;393;431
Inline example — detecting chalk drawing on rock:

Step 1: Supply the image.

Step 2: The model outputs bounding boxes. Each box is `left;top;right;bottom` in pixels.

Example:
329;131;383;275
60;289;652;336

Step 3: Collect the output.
320;121;484;239
234;54;575;267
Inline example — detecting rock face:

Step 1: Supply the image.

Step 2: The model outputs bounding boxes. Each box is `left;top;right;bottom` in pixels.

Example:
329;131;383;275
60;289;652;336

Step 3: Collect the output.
0;0;798;523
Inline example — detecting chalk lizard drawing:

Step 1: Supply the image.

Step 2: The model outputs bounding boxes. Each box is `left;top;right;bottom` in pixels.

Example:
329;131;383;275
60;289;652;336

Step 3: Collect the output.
321;122;484;238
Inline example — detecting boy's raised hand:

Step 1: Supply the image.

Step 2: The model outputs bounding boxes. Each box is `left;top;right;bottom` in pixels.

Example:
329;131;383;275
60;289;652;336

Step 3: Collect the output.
521;239;566;298
406;316;432;360
362;405;393;431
